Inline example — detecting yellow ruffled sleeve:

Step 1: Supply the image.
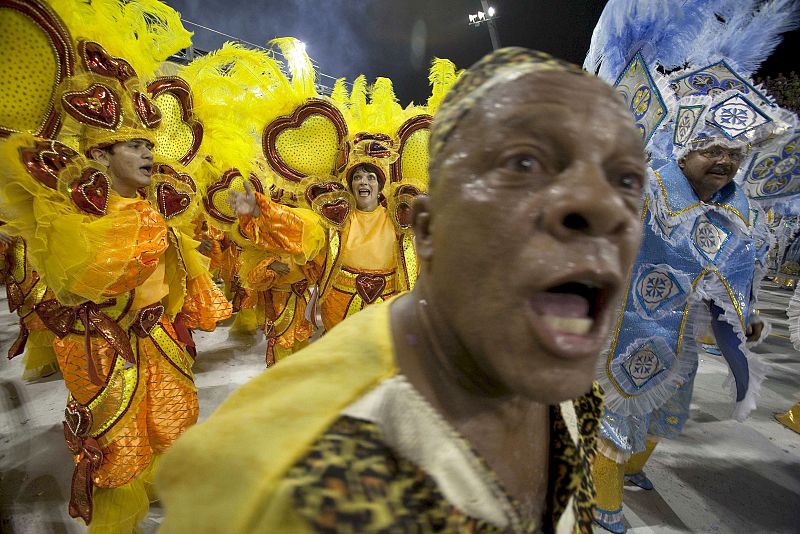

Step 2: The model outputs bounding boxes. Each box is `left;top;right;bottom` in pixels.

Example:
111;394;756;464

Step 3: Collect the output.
238;193;326;265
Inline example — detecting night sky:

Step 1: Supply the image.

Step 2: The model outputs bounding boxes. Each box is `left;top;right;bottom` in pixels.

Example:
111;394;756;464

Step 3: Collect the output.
164;0;798;105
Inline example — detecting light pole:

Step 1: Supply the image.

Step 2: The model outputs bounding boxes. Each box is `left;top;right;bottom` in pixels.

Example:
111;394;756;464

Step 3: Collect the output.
468;2;500;50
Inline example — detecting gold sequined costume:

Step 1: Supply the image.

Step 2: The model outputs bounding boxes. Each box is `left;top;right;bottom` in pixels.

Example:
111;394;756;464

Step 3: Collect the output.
0;235;59;380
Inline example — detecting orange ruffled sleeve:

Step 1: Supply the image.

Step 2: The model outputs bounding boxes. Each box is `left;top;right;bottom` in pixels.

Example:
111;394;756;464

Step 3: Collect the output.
172;231;232;331
47;196;168;305
239;193;326;265
181;274;232;331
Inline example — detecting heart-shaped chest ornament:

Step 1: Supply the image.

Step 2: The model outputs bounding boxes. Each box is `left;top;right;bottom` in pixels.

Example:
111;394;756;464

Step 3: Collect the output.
20;140;79;189
156;183;192;219
355;274;387;304
69;169;110;216
306;181;351;226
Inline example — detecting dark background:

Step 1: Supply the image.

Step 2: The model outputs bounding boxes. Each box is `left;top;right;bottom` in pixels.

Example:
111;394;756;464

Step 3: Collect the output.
164;0;798;104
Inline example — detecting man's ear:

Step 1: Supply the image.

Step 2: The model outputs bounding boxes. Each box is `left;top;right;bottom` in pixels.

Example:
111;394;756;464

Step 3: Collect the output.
412;194;433;262
89;147;110;167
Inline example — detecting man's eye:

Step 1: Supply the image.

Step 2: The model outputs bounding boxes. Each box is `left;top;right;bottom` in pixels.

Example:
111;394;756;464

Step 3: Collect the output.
504;155;540;173
617;173;643;190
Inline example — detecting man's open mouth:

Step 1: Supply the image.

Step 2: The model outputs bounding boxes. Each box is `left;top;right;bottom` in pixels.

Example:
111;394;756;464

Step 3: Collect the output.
527;278;615;359
140;165;153;176
708;165;730;177
358;187;371;197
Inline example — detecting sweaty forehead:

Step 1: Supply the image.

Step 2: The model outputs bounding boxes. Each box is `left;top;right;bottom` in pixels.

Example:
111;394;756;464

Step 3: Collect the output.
430;48;593;161
476;70;626;122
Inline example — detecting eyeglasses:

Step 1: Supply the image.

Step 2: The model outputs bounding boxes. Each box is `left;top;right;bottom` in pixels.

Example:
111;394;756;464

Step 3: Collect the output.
698;146;744;164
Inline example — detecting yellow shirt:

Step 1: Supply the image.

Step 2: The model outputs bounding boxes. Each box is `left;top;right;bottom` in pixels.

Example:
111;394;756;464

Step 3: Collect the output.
131;256;169;310
340;207;396;272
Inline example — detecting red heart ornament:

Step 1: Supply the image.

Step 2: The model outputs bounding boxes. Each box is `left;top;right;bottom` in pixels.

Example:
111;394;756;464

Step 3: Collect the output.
152;163;196;192
62;84;121;129
157;183;192;219
355;274;386;304
395;202;413;229
320;199;350;226
20;140;78;189
79;41;136;83
291;279;309;297
132;92;162;128
305;181;346;205
64;400;93;438
69;169;110;215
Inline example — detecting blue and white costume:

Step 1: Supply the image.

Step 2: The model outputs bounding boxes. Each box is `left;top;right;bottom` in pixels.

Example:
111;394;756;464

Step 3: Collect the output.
585;1;800;532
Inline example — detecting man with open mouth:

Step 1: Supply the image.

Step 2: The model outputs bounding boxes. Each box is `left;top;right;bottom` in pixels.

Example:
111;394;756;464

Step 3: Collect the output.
158;47;647;534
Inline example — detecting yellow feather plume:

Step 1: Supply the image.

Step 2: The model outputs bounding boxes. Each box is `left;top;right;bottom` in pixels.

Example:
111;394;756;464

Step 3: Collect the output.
426;57;460;114
330;78;350;108
348;75;368;121
361;77;404;135
178;43;277;188
270;37;315;97
47;0;192;81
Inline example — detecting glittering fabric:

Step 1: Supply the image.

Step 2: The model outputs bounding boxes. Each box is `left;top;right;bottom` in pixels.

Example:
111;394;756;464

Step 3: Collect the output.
592;446;624;513
429;48;586;164
75;197;169;299
600;161;763;456
141;321;198;452
180;274;232;331
55;321;197;489
239;193;324;260
321;275;397;331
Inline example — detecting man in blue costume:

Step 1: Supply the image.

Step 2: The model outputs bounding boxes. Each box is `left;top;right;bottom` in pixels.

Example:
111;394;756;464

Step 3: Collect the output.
584;1;799;531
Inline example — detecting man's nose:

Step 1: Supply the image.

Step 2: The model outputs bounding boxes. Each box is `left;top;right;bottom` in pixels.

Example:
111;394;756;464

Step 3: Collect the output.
717;152;735;165
539;165;635;240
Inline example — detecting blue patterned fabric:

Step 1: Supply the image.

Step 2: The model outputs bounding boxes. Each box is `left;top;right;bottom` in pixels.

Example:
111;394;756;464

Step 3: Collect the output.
599;161;761;455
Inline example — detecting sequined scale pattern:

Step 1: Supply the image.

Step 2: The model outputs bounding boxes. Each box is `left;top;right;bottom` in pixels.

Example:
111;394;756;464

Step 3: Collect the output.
141;333;198;453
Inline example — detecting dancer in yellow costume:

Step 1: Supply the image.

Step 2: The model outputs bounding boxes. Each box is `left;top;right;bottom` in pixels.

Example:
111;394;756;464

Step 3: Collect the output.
172;43;313;352
229;40;456;342
0;1;230;532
